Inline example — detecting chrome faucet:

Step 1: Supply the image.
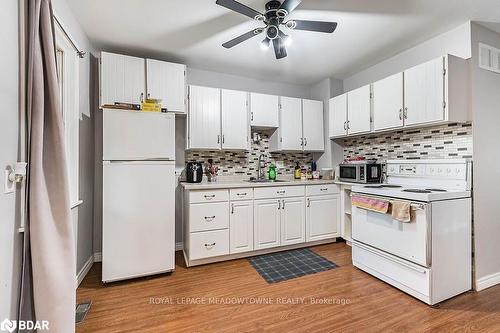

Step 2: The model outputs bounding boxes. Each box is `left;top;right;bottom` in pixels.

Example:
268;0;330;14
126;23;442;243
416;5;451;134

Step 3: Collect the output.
257;154;266;180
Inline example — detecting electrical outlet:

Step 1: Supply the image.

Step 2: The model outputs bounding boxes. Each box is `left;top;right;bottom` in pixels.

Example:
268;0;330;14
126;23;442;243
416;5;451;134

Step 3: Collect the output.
4;170;14;194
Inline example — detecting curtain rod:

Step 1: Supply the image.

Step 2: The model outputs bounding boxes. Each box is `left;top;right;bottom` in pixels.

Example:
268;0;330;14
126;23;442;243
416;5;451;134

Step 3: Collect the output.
53;15;86;58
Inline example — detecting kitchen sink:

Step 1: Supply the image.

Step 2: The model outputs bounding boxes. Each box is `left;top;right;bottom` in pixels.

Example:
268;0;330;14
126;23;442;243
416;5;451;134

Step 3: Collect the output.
245;179;288;183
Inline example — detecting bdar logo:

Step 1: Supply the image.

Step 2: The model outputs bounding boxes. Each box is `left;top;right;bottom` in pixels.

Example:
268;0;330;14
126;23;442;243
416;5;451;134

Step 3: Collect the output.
0;319;16;333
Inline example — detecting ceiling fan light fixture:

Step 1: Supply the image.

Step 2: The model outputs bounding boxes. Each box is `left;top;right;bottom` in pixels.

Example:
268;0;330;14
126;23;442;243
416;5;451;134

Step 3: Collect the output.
285;20;297;30
260;38;271;50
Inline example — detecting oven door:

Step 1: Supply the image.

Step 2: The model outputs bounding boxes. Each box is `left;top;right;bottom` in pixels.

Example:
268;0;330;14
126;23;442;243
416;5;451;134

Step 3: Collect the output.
339;165;359;182
351;195;430;267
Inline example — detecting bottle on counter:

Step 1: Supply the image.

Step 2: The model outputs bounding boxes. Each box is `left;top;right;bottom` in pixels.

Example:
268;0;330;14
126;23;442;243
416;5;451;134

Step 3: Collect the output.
268;164;277;181
294;162;301;180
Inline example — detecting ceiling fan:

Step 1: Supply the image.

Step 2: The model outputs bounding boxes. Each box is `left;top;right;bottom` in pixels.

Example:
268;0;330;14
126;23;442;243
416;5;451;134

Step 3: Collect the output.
216;0;338;59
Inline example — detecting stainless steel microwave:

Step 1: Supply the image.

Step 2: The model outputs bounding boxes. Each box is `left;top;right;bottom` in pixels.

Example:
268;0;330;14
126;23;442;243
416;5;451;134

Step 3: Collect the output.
338;163;382;183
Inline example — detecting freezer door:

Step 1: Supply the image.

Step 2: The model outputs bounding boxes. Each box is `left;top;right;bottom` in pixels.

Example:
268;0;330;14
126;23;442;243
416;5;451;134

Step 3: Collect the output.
103;109;175;160
102;161;175;282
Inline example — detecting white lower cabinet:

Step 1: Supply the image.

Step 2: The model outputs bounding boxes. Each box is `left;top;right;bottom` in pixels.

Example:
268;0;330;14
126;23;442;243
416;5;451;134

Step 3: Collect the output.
230;200;254;254
281;197;306;246
189;229;230;260
306;194;341;241
254;199;281;250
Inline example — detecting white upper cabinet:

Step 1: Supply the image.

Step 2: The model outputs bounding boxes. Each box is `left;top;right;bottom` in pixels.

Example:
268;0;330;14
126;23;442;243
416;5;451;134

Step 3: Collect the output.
221;89;249;150
249;93;279;128
270;96;303;152
302;99;324;151
347;84;372;135
373;73;404;131
146;59;186;113
100;52;145;106
329;94;348;138
404;57;445;126
188;85;221;150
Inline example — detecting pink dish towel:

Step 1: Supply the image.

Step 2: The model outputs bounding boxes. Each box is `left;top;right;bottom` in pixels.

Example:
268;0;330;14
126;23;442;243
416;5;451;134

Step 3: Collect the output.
351;195;390;214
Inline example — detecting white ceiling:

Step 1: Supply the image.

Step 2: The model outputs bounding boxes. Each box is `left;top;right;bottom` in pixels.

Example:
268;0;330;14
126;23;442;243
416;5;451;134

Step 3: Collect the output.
65;0;500;85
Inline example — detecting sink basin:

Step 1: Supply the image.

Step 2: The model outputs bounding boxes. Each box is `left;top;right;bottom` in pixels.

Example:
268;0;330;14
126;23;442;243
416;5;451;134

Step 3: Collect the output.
245;179;288;183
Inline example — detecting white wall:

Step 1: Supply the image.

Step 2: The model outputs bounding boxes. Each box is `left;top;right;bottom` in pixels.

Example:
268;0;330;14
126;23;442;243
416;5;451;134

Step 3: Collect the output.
343;22;472;91
471;23;500;290
0;0;22;321
52;0;96;275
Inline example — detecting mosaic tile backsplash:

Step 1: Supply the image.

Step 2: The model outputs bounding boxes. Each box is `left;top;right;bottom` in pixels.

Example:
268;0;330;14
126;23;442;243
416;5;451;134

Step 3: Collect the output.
185;132;313;177
341;122;473;161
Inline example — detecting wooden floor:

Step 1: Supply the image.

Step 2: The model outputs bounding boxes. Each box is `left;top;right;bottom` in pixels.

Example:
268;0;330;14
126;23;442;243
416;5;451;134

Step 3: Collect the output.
76;242;500;332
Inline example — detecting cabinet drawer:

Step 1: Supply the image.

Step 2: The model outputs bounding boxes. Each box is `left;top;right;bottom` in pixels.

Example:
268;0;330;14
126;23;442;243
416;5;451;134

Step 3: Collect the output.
189;202;229;232
254;186;305;199
230;188;254;201
189;189;229;203
189;229;229;260
306;184;340;196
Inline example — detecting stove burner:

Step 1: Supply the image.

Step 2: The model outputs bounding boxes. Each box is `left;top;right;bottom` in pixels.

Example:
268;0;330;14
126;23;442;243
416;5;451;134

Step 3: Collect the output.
381;185;403;188
403;189;432;193
426;188;447;192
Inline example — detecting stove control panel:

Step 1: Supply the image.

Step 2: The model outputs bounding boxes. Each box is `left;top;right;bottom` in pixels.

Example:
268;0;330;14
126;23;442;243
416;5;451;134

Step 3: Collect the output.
388;163;467;180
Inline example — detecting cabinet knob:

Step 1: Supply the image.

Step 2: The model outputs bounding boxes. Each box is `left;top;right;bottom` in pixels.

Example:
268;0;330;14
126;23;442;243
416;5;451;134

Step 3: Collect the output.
307;198;310;207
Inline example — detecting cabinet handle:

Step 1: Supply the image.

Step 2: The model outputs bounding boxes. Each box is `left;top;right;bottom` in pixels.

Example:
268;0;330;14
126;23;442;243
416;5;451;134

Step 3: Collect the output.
278;200;281;210
217;135;220;144
147;93;151;99
251;111;254;121
222;135;225;144
347;120;351;129
204;243;216;249
204;194;215;200
276;190;285;195
204;215;216;222
304;138;308;146
320;188;328;192
140;92;144;103
307;198;310;208
399;108;403;120
236;192;247;196
231;204;234;214
404;107;408;119
343;121;347;130
300;137;304;146
282;199;285;209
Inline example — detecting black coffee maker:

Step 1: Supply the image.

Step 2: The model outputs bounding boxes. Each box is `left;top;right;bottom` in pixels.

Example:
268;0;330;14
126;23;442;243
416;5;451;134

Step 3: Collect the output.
186;162;203;183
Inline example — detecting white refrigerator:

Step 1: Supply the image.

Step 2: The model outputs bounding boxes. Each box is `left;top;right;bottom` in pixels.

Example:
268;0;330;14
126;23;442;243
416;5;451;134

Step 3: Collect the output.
102;109;175;282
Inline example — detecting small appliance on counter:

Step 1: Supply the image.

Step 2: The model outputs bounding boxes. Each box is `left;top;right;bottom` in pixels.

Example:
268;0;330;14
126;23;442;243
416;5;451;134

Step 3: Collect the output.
338;161;382;184
186;162;203;183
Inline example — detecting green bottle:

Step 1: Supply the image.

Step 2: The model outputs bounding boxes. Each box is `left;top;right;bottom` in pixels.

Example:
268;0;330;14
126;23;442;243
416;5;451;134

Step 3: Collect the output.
268;164;277;181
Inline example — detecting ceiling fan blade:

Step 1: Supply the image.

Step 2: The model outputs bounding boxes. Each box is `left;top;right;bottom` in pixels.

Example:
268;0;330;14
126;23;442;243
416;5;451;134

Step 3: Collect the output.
216;0;263;20
291;20;338;33
279;0;302;14
272;38;287;59
222;28;263;48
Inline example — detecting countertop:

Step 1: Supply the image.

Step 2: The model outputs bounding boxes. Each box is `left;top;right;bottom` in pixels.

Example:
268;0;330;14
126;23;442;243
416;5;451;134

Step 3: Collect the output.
180;178;338;190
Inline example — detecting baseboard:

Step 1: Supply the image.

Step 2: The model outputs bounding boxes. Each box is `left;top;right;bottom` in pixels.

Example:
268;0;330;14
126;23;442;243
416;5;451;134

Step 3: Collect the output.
476;271;500;291
175;242;183;251
76;255;94;288
93;252;102;262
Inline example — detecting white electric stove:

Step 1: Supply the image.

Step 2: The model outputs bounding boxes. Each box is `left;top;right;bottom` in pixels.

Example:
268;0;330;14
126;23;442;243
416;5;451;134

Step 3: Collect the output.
351;159;472;305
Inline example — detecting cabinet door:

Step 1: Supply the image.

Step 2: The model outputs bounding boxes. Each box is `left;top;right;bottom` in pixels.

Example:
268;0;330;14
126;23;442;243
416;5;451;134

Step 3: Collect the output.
279;96;303;151
306;195;340;242
329;94;347;137
281;197;306;246
373;73;404;131
347;85;371;135
302;99;324;151
221;89;249;150
230;200;254;254
404;57;445;126
254;199;281;250
188;85;221;150
250;93;279;128
101;52;145;106
146;59;186;113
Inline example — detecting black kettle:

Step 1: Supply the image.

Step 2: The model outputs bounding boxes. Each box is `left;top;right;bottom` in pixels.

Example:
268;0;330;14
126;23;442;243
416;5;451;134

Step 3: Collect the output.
186;162;203;183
